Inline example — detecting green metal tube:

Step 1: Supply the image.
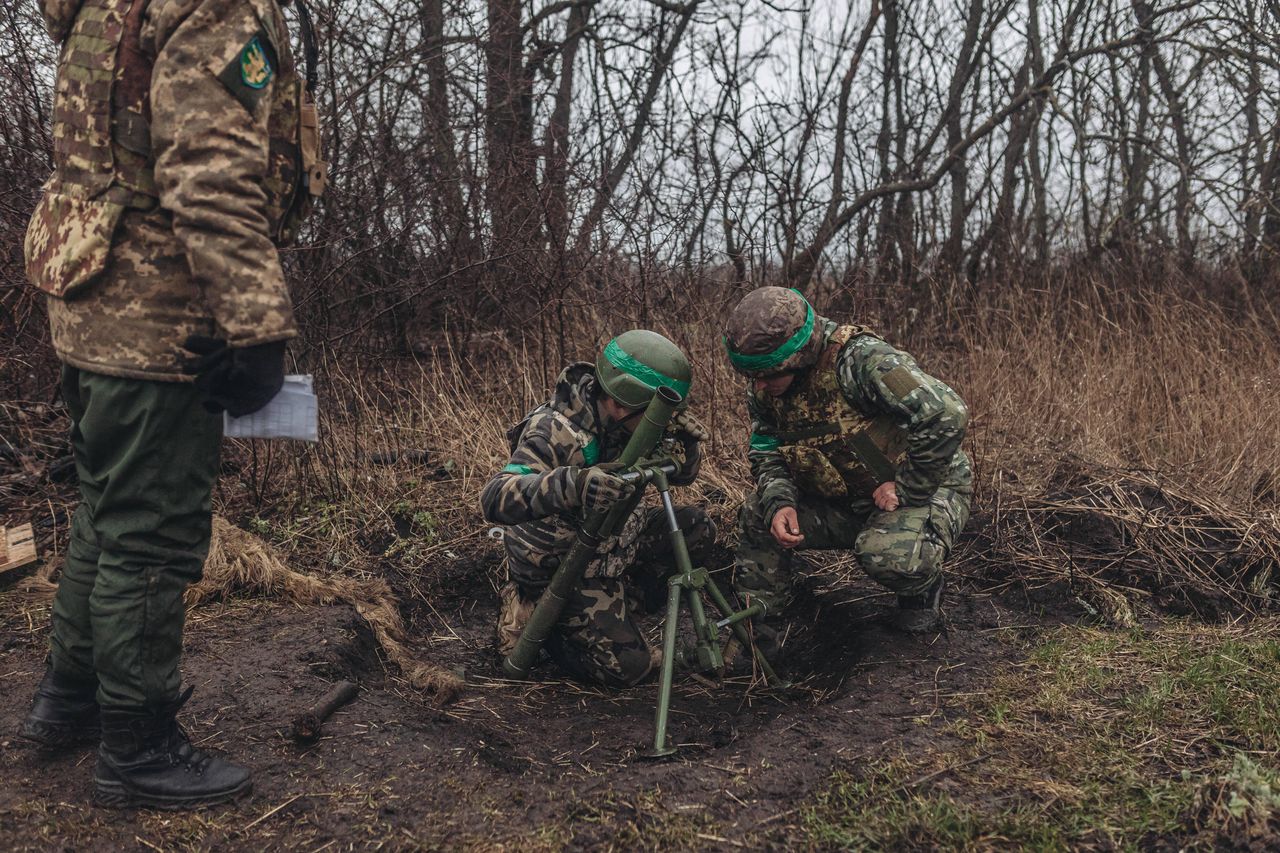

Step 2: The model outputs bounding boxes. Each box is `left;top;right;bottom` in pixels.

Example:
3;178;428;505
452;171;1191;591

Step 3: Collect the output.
715;603;764;630
703;576;788;687
687;586;715;655
503;386;682;679
647;577;683;757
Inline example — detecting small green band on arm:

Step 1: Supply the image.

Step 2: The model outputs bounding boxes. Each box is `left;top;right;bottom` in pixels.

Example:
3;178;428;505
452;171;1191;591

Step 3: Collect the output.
725;290;815;372
502;463;534;475
749;432;780;452
582;438;600;465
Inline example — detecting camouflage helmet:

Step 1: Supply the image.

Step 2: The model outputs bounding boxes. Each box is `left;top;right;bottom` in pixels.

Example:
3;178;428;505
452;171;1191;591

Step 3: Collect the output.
595;329;692;410
724;286;823;377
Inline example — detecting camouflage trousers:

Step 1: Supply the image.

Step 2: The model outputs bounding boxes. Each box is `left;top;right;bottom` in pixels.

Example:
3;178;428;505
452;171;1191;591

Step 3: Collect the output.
733;487;971;613
513;505;715;688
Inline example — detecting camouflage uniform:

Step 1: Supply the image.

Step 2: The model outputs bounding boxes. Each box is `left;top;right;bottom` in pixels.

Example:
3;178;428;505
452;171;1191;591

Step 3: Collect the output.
729;293;971;614
480;364;714;687
25;0;321;710
27;0;324;379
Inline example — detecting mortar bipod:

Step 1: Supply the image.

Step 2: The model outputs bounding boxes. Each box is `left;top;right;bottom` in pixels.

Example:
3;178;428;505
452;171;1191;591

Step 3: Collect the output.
630;464;790;760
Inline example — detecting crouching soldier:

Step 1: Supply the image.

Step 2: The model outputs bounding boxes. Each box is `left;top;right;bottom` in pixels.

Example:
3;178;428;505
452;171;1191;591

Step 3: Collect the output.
723;287;972;648
480;331;714;687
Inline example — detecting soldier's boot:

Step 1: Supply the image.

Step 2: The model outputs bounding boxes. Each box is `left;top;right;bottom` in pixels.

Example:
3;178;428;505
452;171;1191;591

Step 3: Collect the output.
893;574;946;634
724;618;787;676
95;687;251;809
751;621;788;667
19;665;100;749
496;581;535;657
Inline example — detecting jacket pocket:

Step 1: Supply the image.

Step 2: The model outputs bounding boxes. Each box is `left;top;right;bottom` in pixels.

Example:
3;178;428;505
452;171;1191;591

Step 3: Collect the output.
780;444;849;498
24;188;124;299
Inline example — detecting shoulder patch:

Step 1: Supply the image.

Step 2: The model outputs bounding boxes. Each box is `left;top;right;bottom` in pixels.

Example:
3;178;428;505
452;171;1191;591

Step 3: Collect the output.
882;365;924;398
218;30;277;112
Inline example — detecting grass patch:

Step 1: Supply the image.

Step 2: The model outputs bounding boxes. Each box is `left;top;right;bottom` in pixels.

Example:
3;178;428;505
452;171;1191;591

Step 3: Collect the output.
801;620;1280;850
803;758;1060;850
534;788;720;851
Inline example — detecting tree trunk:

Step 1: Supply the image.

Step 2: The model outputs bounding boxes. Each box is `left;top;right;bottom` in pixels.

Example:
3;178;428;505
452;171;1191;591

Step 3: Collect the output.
485;0;543;309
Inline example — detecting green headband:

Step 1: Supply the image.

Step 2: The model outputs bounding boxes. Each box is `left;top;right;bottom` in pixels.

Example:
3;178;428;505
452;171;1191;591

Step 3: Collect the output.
603;339;691;397
724;291;815;372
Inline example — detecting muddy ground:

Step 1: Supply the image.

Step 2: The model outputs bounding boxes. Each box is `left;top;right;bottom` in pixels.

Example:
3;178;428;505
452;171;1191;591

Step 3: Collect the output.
0;520;1063;850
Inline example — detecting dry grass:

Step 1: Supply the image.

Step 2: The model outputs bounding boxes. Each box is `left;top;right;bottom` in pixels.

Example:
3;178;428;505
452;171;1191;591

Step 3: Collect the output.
8;271;1272;724
2;269;1278;850
248;275;1280;627
952;280;1280;503
12;271;1274;709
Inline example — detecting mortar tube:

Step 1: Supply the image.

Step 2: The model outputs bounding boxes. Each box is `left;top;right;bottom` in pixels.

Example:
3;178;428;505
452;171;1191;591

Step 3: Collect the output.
503;386;682;678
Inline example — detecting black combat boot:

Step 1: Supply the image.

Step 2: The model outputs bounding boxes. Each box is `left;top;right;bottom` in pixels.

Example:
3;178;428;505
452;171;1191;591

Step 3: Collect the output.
95;687;251;809
19;664;100;748
893;573;946;633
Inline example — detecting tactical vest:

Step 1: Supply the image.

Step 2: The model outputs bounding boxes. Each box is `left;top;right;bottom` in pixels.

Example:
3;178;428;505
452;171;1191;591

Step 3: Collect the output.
27;0;326;298
756;325;909;500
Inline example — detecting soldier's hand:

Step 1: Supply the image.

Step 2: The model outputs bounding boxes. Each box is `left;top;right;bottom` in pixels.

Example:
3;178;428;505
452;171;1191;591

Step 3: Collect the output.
873;481;900;512
675;434;703;480
667;411;708;481
181;336;287;418
574;463;634;514
670;410;711;443
663;430;704;481
770;507;804;548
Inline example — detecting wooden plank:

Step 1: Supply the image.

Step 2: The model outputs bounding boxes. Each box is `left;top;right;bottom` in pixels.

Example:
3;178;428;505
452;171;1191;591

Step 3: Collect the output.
0;523;38;575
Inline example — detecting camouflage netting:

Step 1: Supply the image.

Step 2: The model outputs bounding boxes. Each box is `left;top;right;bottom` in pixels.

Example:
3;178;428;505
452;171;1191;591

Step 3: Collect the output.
20;516;463;705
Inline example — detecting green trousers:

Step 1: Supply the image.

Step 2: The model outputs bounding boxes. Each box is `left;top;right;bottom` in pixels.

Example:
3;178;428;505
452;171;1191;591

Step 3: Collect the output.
733;485;971;612
50;366;222;709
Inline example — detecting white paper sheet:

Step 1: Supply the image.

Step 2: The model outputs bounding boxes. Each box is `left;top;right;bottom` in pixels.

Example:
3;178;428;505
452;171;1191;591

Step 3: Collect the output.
223;374;318;442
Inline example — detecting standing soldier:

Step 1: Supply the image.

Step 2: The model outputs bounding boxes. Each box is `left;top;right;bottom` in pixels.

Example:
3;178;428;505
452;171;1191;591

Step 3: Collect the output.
481;331;714;687
723;287;971;653
19;0;324;808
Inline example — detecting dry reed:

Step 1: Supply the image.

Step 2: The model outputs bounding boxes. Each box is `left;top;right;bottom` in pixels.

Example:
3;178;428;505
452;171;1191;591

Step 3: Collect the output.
18;274;1250;692
290;276;1279;624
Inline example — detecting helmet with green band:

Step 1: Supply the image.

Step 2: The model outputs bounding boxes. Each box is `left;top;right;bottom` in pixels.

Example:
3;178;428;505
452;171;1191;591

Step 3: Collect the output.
724;286;823;377
596;329;692;410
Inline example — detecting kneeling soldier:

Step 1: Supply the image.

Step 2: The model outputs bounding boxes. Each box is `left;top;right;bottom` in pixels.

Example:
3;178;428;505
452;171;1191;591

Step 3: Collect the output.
723;287;972;644
480;331;714;687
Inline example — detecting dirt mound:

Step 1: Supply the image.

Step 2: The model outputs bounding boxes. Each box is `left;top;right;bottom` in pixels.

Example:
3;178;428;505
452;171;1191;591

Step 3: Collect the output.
10;516;464;704
805;457;1280;627
199;517;464;703
963;458;1280;624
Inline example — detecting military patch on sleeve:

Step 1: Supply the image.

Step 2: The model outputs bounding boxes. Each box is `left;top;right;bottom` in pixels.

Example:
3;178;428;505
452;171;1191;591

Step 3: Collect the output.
882;365;924;398
217;29;277;113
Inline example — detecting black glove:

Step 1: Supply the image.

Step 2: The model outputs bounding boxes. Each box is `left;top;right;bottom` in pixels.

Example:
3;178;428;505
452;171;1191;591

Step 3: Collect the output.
181;335;287;417
573;463;634;514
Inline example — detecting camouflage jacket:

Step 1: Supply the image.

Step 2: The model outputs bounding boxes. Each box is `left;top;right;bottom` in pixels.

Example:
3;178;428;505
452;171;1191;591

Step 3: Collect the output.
27;0;324;380
746;318;971;522
480;363;700;593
